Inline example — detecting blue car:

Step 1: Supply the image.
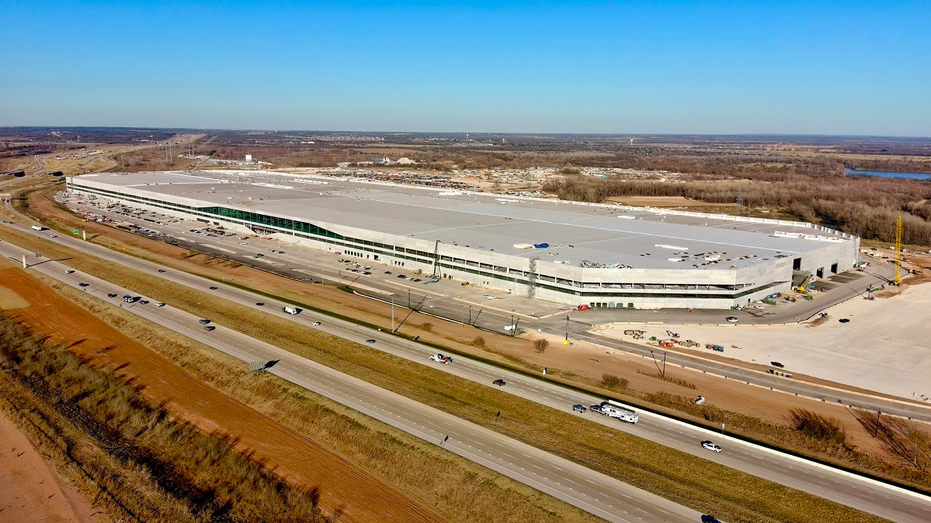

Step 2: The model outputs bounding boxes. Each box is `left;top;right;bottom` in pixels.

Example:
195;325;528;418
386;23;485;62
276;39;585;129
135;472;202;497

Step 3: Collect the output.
701;515;721;523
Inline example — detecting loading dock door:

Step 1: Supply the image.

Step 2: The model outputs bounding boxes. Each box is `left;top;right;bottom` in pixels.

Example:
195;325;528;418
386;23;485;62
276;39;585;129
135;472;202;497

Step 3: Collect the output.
793;258;802;270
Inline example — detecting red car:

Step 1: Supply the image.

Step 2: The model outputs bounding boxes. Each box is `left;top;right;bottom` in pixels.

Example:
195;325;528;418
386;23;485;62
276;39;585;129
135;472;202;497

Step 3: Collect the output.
577;304;590;310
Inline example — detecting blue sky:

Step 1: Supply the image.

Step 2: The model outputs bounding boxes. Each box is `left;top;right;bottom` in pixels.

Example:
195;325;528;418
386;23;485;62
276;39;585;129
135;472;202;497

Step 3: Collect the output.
2;1;929;135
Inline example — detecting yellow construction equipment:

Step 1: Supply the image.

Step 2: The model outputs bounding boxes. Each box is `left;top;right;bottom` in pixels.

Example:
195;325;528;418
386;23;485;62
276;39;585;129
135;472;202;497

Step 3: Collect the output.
796;273;812;293
894;214;902;286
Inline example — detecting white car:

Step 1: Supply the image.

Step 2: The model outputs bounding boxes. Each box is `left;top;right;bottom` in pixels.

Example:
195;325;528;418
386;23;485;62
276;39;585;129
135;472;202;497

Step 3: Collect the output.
726;317;739;323
483;294;496;300
155;302;165;307
430;354;452;364
701;441;723;453
65;269;76;274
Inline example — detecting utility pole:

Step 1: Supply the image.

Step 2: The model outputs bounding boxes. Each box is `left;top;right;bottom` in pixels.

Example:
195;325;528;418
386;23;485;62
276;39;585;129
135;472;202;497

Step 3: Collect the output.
565;314;570;342
391;297;395;331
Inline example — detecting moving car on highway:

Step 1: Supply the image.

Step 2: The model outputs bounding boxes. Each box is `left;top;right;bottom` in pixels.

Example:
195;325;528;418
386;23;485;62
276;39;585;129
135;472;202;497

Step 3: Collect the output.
572;404;587;413
365;339;376;344
701;441;723;453
430;353;453;364
493;379;506;386
65;269;75;274
203;325;216;331
199;319;211;325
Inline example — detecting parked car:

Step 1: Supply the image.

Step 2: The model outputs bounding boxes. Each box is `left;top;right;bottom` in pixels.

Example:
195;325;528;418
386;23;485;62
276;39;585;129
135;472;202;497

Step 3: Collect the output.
725;317;739;323
701;441;722;453
483;294;496;300
572;404;587;413
771;361;785;368
577;304;590;310
493;379;506;386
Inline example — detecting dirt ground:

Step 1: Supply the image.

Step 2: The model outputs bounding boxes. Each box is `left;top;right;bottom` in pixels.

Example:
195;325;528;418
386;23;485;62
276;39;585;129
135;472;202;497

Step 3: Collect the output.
0;266;441;523
605;196;734;207
0;413;98;523
594;275;931;404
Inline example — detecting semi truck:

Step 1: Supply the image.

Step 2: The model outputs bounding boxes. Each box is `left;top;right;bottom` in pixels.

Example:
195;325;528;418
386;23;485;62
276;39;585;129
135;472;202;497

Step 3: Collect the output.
598;400;639;424
31;224;45;231
282;306;302;315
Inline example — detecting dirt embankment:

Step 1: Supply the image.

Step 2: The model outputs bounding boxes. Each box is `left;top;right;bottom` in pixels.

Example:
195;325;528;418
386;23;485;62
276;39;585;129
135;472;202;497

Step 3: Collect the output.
0;265;442;523
0;412;98;523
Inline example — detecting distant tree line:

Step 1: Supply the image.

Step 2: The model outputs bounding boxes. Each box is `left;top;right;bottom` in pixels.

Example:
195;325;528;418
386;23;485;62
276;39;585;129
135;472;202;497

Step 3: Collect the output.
542;174;931;246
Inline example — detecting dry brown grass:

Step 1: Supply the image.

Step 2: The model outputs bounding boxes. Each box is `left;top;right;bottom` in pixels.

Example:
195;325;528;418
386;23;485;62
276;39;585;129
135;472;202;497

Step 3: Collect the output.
0;315;334;523
8;229;895;523
37;274;600;523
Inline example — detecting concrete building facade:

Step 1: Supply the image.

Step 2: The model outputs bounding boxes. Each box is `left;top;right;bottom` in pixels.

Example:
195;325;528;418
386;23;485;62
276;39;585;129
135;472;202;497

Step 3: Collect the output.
67;171;860;309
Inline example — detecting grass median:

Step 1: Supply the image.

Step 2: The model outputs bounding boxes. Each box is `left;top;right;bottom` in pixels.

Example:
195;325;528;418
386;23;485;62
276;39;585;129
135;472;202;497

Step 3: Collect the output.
2;224;893;523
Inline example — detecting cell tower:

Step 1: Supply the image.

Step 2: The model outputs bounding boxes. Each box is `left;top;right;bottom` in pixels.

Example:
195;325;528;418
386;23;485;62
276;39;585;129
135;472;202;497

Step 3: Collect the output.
894;214;902;286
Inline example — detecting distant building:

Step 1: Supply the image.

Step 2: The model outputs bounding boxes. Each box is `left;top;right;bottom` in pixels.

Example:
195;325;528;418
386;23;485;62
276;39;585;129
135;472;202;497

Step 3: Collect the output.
245;154;253;163
396;157;417;165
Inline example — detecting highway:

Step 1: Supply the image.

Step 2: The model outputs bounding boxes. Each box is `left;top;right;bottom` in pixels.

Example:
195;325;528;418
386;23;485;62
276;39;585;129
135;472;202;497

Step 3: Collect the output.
41;195;931;424
3;224;931;522
54;191;931;423
0;235;700;523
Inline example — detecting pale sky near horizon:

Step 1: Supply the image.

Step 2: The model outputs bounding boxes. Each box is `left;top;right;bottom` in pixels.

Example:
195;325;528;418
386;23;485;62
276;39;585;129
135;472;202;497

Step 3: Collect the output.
2;1;929;136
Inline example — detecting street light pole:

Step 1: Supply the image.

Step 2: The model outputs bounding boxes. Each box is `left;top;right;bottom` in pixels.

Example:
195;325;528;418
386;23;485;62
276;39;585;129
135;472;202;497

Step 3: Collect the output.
565;314;570;342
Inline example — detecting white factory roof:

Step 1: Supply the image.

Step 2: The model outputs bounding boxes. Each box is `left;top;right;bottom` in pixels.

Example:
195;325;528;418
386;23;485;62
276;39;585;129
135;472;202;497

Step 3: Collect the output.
71;171;854;271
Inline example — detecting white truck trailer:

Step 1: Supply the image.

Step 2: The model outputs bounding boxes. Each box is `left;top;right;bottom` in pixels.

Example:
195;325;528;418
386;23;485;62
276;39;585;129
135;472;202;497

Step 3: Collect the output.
31;224;45;231
282;306;302;315
599;400;639;424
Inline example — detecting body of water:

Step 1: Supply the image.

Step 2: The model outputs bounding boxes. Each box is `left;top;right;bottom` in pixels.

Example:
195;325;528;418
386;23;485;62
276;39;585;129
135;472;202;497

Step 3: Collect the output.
845;168;931;180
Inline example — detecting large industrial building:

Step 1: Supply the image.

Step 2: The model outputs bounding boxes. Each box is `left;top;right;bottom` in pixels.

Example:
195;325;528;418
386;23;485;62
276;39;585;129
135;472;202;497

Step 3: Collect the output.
67;171;860;309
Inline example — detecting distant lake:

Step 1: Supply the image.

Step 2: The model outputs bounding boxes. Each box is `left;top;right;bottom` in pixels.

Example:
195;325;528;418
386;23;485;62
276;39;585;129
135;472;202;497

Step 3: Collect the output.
845;168;931;180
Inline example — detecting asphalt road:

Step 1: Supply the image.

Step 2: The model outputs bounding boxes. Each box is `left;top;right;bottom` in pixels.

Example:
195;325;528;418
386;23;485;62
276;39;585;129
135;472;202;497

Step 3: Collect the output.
0;237;700;523
2;227;931;522
33;200;931;425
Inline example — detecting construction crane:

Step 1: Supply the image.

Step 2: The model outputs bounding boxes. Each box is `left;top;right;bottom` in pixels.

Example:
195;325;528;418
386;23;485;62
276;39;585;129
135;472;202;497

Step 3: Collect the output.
894;214;902;286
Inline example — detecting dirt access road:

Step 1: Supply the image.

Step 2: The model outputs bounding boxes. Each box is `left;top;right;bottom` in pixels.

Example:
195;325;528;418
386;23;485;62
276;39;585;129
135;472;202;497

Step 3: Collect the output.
0;412;98;523
0;264;442;523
